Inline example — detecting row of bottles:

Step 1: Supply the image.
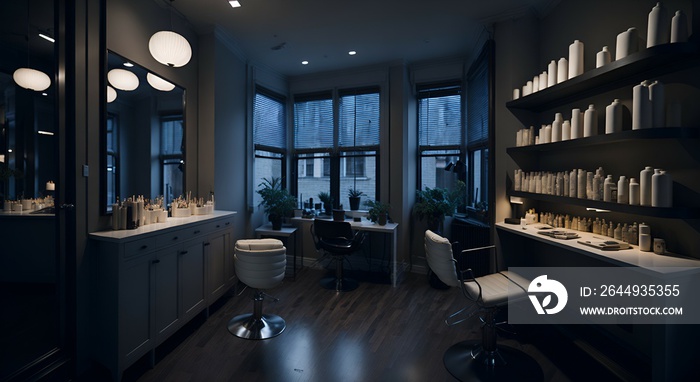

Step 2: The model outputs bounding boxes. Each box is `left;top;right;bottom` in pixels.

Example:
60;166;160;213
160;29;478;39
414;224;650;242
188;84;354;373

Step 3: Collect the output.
512;2;688;101
170;192;215;218
513;166;673;207
112;195;166;230
3;196;54;213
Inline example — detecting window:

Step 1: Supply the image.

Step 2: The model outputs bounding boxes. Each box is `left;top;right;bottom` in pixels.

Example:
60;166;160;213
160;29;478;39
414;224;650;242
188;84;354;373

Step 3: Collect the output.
105;113;118;211
293;87;380;208
253;87;287;206
160;114;184;208
417;81;463;192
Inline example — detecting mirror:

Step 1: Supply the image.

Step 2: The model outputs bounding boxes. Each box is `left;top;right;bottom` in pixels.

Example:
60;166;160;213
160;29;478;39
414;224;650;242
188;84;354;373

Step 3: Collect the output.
102;51;185;214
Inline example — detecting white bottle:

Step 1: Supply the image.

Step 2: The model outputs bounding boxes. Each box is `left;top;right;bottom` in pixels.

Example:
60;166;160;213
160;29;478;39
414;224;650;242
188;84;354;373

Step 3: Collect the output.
552;113;563;142
584;104;598;137
569;170;578;198
568;40;584;79
649;80;665;128
603;175;614;202
616;27;639;60
671;10;688;43
629;178;640;205
647;3;670;47
632;81;651;130
577;169;586;199
557;57;568;84
523;81;532;96
548;60;557;86
533;75;540;93
571;108;583;139
596;46;611;68
617;176;629;204
605;99;623;134
640;166;654;206
592;175;602;201
540;72;548;91
562;120;571;140
651;169;673;207
544;125;552;143
513;88;520;100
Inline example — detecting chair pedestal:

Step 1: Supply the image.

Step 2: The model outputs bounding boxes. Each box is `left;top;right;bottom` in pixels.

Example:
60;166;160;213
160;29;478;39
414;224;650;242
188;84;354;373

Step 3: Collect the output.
320;255;358;292
227;290;285;340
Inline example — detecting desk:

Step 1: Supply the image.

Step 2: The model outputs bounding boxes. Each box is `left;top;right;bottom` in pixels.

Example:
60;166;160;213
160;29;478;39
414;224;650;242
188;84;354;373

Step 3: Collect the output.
255;224;300;279
292;217;400;286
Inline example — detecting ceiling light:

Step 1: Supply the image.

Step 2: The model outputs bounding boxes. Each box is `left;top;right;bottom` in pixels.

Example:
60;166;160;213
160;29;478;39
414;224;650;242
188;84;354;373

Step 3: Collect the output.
302;60;309;65
38;130;54;136
229;1;241;7
149;31;192;67
13;68;51;91
107;85;117;103
147;73;175;91
0;154;4;163
42;92;47;96
123;62;134;67
107;68;139;91
348;51;357;55
39;33;55;43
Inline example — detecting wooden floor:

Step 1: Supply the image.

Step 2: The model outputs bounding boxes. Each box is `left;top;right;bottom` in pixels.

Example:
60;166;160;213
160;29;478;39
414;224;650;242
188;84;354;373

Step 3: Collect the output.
82;267;634;382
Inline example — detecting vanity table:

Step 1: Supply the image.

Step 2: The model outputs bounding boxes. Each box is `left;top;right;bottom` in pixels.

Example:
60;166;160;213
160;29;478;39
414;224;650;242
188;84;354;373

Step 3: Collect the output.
89;210;236;382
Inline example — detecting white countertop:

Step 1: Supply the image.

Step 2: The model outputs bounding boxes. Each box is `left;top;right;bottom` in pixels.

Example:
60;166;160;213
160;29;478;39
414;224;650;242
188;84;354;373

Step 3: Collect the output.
496;222;700;274
291;216;398;232
0;209;54;217
90;210;236;241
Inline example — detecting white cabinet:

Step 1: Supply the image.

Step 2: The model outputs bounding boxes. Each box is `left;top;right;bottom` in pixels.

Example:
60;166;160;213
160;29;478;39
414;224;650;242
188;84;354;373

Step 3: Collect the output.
90;211;236;381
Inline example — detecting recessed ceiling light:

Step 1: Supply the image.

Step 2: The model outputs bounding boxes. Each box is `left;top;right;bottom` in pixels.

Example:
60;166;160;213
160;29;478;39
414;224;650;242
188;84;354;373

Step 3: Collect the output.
38;130;54;136
229;1;241;8
348;51;357;55
123;62;134;67
302;60;309;65
39;33;55;43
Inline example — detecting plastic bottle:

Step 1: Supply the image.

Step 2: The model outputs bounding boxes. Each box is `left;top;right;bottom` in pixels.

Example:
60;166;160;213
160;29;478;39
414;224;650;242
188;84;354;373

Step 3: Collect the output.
557;57;568;84
571;108;583;139
605;99;623;134
552;113;563;142
604;175;615;202
617;176;629;204
548;60;557;86
562;120;571;140
640;166;654;206
651;169;673;207
584;104;598;137
671;10;688;43
647;3;670;47
629;178;640;205
596;46;611;68
568;40;584;79
632;81;651;130
616;27;639;60
649;80;665;128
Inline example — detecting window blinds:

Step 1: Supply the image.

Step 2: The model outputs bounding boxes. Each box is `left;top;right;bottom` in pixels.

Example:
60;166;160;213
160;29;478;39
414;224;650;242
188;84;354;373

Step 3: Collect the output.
293;92;333;150
339;88;380;148
466;43;492;148
417;82;462;148
254;87;287;150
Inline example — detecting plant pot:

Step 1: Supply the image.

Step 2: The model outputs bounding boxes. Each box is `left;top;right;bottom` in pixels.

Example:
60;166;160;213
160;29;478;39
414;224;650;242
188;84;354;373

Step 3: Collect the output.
269;214;282;230
377;212;388;226
332;209;346;221
349;196;361;211
323;203;332;216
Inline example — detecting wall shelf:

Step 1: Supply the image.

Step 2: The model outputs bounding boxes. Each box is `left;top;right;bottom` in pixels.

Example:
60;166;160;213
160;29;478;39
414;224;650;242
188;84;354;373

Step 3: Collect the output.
506;42;699;114
508;190;699;219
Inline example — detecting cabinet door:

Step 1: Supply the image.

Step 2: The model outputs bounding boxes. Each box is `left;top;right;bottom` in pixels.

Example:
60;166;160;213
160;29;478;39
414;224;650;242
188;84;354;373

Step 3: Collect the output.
180;241;205;318
119;253;153;361
205;233;227;301
154;248;179;341
223;231;235;284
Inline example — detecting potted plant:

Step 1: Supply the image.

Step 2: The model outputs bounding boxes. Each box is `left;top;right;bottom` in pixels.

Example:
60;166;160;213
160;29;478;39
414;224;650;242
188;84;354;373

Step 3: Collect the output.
364;199;391;225
257;177;297;230
348;188;364;211
317;191;333;216
414;187;457;234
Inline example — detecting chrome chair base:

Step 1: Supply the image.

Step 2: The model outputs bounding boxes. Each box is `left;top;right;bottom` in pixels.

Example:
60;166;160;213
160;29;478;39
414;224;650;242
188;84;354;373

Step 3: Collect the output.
227;313;286;340
320;276;358;292
443;341;543;381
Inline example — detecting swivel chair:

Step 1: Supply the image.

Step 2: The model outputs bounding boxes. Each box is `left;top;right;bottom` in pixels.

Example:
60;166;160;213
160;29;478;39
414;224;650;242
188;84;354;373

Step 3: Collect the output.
424;230;543;381
228;238;286;340
311;218;365;292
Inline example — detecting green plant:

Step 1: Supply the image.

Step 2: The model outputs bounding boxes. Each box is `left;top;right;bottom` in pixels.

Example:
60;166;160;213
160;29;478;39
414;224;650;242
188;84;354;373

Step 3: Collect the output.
414;187;456;228
348;188;364;198
364;199;391;223
256;177;297;219
449;180;467;211
317;191;333;205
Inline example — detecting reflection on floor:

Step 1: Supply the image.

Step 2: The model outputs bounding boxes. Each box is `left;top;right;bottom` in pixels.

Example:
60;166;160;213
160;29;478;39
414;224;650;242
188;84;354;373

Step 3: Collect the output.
0;282;58;380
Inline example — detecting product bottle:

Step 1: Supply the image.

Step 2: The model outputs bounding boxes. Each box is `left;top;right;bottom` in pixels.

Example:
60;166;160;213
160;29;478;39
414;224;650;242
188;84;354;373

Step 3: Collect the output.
616;27;639;60
577;169;586;199
596;46;611;68
605;99;623;134
552;113;563;142
571;108;583;139
614;223;622;240
586;172;594;200
568;40;584;79
617;176;629;204
671;10;689;43
548;60;557;86
584;104;598;137
540;72;548;91
557;57;568;84
629;177;640;205
592;174;602;201
639;223;652;251
604;175;614;202
652;169;673;207
649;80;665;128
562;120;571;140
569;170;578;198
647;3;670;47
640;166;654;206
607;221;614;237
632;81;651;130
533;75;540;93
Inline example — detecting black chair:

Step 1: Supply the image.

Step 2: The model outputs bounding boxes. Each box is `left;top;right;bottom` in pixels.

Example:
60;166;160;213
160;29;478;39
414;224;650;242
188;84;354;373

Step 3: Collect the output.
311;218;365;292
424;229;543;381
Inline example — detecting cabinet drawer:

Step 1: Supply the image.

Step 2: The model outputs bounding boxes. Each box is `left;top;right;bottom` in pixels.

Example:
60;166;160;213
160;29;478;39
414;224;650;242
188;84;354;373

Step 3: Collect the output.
124;237;156;258
156;229;187;248
207;219;233;233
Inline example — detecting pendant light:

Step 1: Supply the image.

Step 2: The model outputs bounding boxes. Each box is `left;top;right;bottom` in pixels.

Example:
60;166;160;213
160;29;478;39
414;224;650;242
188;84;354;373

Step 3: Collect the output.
13;0;51;92
147;72;175;91
107;68;139;91
107;85;117;103
149;0;192;67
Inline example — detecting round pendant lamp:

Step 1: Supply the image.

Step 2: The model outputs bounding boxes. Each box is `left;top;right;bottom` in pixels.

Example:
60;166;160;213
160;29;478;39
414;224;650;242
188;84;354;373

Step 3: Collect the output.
147;72;175;91
13;68;51;91
149;31;192;67
107;85;117;103
107;68;139;91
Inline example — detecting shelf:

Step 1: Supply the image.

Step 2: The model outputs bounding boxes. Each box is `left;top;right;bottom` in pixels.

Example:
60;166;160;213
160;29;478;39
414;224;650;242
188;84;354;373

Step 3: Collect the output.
506;42;700;114
508;190;699;219
506;127;700;155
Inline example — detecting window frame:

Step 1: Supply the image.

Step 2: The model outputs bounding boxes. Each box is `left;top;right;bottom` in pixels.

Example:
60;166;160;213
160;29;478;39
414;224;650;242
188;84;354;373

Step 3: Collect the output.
253;86;288;203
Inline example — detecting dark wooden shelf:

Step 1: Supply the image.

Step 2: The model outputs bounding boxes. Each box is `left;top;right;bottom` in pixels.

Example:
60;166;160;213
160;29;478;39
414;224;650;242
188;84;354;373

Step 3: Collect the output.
506;42;700;114
508;190;699;219
506;127;700;155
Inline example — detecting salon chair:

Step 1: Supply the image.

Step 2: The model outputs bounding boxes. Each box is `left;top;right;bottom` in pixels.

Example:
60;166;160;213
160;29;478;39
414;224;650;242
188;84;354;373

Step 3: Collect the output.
311;218;365;292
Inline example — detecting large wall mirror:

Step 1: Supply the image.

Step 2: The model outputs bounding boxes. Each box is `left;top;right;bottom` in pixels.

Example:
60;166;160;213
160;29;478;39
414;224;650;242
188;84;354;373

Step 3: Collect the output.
102;51;185;214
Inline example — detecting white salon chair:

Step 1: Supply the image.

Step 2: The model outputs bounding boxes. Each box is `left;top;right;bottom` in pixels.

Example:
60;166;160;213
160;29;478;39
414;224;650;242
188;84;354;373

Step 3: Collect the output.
424;229;543;381
227;238;286;340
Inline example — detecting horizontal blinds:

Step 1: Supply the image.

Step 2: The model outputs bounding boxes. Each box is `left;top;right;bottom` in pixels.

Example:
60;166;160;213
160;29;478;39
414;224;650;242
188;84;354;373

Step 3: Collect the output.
417;82;462;148
254;88;286;150
467;56;489;148
294;92;333;150
339;88;380;148
161;116;183;155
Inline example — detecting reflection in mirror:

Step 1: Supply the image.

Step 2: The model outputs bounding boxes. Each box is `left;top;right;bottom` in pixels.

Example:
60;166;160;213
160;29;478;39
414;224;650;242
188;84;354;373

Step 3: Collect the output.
103;51;185;214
